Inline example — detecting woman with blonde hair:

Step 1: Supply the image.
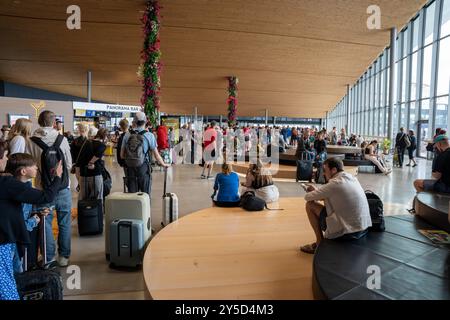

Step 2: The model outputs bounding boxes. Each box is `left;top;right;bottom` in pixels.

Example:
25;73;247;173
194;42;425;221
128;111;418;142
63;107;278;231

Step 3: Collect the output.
241;161;279;203
212;163;240;207
8;118;32;155
71;123;89;191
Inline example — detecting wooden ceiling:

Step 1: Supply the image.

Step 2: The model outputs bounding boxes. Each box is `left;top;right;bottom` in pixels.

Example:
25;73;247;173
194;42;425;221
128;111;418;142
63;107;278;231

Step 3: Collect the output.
0;0;427;118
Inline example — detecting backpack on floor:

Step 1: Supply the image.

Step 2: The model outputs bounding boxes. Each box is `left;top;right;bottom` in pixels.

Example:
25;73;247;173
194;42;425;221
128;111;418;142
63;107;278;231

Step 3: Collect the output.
365;190;385;232
240;191;284;212
30;135;69;190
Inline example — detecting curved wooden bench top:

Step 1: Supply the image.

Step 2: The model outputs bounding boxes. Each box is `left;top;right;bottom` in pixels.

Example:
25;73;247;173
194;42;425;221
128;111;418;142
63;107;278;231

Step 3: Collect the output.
231;162;358;181
143;198;315;300
327;145;362;154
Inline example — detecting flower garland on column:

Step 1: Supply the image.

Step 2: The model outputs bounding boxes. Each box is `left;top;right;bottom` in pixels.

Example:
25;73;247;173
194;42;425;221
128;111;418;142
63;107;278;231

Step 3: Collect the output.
227;76;238;127
140;0;162;127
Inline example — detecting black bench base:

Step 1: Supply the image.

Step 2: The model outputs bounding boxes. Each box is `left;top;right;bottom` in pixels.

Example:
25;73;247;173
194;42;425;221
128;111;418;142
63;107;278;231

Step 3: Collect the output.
313;215;450;300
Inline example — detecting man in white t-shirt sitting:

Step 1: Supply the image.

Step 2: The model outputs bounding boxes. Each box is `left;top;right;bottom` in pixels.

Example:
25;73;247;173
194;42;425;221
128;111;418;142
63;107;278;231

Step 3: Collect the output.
300;158;372;254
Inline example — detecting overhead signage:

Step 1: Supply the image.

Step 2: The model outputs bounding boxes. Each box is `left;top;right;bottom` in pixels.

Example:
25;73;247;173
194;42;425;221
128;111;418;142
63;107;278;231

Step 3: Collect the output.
73;102;142;113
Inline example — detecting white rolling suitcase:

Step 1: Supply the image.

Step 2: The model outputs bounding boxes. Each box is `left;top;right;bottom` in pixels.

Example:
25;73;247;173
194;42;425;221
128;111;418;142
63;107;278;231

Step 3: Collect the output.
109;219;145;268
162;167;179;227
104;179;151;260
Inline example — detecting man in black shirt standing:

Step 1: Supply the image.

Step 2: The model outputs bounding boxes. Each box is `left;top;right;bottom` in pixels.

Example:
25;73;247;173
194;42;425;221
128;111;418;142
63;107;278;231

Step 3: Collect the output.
414;135;450;194
395;127;410;168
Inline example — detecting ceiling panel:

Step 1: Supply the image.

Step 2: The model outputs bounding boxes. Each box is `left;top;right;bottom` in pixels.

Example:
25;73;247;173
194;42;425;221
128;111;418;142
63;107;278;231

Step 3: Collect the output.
0;0;427;118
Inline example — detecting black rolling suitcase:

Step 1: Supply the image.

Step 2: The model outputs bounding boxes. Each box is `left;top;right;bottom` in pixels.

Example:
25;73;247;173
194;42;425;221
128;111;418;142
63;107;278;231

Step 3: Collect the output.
296;152;313;182
77;176;103;236
15;215;64;300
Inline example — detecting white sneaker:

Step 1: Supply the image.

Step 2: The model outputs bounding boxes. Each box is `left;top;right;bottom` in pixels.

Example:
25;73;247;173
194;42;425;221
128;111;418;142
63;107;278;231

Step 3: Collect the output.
57;256;69;267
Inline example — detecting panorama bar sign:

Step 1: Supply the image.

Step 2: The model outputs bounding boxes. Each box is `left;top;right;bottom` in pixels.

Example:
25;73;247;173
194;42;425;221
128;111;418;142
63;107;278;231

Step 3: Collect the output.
73;102;142;113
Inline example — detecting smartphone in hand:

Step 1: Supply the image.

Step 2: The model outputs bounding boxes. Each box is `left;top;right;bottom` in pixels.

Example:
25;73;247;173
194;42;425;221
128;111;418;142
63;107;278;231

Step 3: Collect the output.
301;183;308;192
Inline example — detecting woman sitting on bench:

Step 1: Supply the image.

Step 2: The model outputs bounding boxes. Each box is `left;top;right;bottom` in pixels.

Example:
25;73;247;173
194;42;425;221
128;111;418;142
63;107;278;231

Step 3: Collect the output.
212;163;241;208
241;161;279;203
364;140;392;175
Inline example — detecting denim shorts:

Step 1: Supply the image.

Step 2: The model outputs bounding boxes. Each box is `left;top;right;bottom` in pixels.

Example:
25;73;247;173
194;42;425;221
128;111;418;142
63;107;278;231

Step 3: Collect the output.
423;180;450;194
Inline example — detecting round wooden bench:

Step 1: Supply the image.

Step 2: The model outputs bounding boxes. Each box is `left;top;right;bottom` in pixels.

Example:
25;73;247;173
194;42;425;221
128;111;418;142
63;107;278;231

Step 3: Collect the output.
143;198;316;300
414;193;450;233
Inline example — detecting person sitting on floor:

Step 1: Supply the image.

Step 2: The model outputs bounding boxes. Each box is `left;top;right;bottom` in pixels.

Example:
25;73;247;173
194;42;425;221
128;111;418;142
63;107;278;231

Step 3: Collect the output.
414;135;450;194
300;158;372;254
241;161;279;203
364;140;392;175
212;163;241;208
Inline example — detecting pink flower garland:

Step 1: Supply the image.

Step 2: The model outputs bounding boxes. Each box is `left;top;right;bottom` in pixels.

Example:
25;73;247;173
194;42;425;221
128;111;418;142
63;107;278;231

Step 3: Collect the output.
227;77;238;126
140;0;162;127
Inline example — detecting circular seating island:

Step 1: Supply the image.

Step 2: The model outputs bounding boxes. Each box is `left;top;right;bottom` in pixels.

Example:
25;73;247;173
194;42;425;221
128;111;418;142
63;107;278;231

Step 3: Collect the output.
414;192;450;233
231;162;358;181
313;215;450;300
143;198;316;300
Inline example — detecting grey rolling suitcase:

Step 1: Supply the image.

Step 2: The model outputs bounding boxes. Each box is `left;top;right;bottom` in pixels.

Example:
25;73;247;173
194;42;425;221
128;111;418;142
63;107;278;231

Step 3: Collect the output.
162;167;179;227
109;219;145;268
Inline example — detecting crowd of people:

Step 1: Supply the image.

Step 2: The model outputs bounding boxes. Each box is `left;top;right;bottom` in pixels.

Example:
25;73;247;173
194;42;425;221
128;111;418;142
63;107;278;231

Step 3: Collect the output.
0;110;171;300
0;110;448;299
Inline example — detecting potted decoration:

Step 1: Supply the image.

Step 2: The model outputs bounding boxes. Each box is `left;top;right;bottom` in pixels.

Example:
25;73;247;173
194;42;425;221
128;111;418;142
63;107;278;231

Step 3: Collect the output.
382;138;391;155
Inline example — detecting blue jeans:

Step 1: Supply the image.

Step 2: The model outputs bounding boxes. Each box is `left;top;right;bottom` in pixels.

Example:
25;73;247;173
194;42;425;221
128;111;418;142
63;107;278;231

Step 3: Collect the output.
40;188;72;262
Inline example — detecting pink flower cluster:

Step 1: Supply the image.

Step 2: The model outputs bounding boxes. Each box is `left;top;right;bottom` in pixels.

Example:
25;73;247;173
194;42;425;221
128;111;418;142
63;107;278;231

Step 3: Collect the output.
140;0;162;123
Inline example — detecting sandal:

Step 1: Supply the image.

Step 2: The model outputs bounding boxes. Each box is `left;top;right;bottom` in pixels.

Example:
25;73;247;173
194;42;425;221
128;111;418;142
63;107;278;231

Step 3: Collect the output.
300;243;318;254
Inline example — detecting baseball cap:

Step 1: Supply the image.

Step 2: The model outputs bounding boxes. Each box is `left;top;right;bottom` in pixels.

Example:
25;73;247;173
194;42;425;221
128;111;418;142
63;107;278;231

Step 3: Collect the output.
56;119;63;124
434;134;448;143
134;112;147;123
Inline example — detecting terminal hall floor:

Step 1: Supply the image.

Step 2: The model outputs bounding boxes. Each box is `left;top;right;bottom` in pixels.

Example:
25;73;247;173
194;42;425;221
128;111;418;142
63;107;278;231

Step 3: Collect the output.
63;156;433;300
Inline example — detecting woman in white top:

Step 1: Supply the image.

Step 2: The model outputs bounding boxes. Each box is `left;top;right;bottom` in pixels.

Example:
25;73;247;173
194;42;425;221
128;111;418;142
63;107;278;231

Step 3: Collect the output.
364;140;391;175
241;161;279;203
7;118;32;155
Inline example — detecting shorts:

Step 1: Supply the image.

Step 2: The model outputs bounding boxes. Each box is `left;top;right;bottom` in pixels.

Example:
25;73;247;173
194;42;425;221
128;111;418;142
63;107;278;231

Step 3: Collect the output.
319;207;369;240
423;180;450;194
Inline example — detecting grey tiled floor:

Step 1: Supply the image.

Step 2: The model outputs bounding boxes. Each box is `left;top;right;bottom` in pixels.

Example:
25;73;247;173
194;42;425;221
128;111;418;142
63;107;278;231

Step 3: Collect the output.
62;156;432;300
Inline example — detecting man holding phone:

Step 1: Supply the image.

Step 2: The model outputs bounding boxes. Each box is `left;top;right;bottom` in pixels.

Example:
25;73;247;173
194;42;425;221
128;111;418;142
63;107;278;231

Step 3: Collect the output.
300;158;372;254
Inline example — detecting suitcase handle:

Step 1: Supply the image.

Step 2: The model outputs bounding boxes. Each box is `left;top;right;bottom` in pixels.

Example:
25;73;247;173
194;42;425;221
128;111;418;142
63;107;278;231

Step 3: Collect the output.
163;167;168;196
22;213;48;272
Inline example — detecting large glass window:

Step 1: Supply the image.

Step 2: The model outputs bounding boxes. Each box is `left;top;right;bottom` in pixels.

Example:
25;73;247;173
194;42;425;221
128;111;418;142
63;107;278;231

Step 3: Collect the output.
411;52;418;100
437;37;450;96
435;96;449;131
421;99;430;120
441;0;450;38
422;45;433;98
424;2;436;46
402;58;408;102
413;18;420;52
410;101;418;129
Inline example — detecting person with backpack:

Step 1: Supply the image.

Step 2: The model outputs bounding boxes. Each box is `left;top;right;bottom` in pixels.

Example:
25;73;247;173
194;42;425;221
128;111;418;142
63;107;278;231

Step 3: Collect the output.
395;127;410;168
300;158;372;254
120;112;169;194
26;110;73;267
116;119;129;174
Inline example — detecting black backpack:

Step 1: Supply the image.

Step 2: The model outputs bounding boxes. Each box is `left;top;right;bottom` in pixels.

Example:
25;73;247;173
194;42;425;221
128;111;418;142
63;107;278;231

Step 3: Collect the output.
240;191;283;212
31;135;69;191
365;191;385;232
